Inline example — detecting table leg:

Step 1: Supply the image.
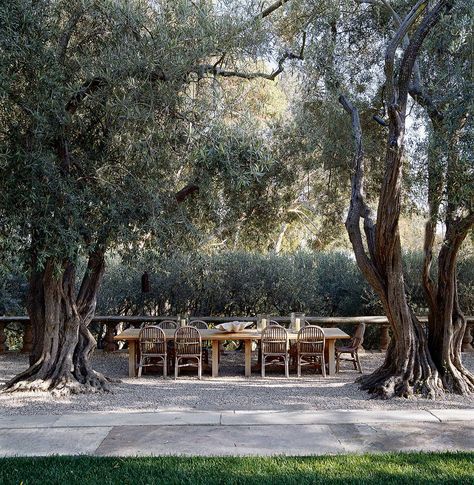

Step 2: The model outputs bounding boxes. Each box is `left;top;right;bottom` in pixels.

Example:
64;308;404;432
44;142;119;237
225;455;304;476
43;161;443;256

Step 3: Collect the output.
129;341;137;377
327;340;336;376
212;340;219;377
245;340;252;377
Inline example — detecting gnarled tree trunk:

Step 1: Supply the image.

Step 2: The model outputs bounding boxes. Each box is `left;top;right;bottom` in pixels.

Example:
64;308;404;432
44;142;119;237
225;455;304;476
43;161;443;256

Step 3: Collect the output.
426;215;474;394
4;248;109;396
339;0;453;398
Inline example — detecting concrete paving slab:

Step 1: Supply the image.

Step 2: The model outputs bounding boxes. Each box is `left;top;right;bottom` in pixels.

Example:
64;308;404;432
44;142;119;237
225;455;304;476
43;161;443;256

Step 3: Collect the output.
428;408;474;422
0;427;112;457
0;415;60;429
330;422;474;454
220;409;438;426
55;410;221;427
95;424;345;456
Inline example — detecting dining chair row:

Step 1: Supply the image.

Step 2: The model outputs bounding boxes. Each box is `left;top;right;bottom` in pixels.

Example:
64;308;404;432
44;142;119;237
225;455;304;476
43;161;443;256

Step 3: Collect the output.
137;324;207;379
261;324;326;378
137;322;365;379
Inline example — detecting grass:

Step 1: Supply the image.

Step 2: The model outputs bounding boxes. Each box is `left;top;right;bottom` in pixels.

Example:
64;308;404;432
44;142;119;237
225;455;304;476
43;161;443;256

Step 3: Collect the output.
0;452;473;484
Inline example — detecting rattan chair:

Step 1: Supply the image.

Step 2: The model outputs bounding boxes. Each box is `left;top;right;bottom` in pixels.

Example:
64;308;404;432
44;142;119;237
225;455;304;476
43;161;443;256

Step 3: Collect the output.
137;326;167;378
157;320;178;330
296;325;326;377
174;326;202;379
189;319;209;329
336;323;365;373
268;320;282;327
261;325;289;378
189;320;210;364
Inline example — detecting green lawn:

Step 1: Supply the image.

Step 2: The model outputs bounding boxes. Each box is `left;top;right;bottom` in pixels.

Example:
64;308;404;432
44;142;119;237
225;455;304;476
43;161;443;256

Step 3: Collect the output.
0;452;473;484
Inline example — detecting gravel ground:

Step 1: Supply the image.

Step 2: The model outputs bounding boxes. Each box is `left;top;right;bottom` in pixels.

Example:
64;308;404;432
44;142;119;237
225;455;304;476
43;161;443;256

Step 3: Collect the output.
0;351;473;415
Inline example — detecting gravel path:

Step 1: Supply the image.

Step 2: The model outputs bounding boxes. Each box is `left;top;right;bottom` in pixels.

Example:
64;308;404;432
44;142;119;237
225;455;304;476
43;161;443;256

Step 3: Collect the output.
1;351;473;415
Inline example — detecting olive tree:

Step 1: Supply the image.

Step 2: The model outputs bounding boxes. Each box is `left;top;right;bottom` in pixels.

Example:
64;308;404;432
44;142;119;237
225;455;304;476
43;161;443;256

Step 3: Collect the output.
0;0;298;394
338;0;474;397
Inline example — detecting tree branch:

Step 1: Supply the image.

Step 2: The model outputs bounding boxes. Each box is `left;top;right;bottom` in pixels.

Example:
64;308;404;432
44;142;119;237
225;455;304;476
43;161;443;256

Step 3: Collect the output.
359;0;444;125
398;0;453;110
260;0;291;19
57;8;84;65
196;32;306;81
175;184;199;203
384;0;427;106
339;95;384;294
65;77;107;115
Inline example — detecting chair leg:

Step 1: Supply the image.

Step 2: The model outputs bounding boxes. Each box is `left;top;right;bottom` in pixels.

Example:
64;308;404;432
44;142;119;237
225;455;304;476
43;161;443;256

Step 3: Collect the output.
174;357;178;379
352;352;358;370
137;356;144;378
163;355;167;378
356;351;362;373
261;355;265;378
198;357;202;380
285;356;289;378
297;356;301;378
321;354;326;377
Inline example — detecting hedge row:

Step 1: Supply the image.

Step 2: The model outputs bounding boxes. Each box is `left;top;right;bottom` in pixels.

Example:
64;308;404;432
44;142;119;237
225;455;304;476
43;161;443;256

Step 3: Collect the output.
97;250;474;318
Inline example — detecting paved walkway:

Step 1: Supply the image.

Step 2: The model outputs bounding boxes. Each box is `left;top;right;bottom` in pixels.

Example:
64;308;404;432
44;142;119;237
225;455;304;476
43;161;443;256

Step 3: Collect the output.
1;409;473;457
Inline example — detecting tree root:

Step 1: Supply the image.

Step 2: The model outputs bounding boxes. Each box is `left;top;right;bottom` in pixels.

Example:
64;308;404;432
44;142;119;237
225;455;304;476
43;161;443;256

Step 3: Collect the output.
2;368;113;396
357;367;444;399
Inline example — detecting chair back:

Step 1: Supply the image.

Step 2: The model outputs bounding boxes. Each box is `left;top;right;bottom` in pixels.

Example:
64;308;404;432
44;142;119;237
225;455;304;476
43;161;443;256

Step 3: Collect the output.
139;326;166;355
261;325;288;354
268;320;282;327
190;319;209;329
350;323;366;349
297;325;325;354
157;320;178;330
174;326;202;356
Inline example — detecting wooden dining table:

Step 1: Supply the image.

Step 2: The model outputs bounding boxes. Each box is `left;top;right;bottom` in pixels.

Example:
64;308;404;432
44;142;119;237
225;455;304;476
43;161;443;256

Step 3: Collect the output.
114;327;350;378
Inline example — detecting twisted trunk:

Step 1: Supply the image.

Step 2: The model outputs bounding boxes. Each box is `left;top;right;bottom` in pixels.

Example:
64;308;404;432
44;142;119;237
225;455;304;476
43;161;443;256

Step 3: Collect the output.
339;0;453;398
427;217;474;394
4;249;109;395
421;119;474;395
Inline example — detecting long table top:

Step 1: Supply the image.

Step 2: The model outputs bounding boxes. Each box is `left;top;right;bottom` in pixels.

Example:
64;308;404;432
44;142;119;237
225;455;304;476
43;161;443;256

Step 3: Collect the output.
114;327;350;342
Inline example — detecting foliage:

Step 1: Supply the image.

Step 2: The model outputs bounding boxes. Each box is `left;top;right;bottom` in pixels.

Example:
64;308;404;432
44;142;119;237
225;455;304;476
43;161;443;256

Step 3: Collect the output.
97;250;474;320
1;453;473;485
0;0;290;270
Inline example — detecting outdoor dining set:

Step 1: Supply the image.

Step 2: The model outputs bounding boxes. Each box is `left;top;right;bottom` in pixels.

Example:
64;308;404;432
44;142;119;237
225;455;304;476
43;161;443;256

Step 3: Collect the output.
115;315;366;379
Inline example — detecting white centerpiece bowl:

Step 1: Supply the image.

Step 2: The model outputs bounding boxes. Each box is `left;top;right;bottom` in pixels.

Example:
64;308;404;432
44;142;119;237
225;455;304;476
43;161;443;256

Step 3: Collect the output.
215;321;253;332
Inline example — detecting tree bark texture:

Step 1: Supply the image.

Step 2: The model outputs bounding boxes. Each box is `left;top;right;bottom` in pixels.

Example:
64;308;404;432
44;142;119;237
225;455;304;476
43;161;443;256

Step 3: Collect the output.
339;0;456;398
417;81;474;395
4;249;109;395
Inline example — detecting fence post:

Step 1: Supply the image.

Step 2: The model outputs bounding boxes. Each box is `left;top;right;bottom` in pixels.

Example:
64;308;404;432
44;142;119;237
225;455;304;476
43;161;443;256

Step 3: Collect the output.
103;322;119;352
0;322;7;352
462;323;473;352
380;324;390;351
21;323;33;354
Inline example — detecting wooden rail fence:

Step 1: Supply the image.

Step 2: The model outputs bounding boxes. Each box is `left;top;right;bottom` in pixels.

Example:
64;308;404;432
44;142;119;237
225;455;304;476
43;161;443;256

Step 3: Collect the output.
0;315;473;354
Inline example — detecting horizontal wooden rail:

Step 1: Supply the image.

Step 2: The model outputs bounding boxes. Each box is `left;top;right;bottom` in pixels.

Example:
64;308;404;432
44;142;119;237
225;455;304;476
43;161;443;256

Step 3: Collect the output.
2;315;473;324
1;315;473;353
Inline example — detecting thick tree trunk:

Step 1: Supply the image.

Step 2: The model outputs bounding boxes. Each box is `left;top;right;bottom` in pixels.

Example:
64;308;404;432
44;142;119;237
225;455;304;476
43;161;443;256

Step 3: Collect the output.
358;243;442;398
427;220;474;394
339;0;452;398
421;120;473;395
4;250;110;396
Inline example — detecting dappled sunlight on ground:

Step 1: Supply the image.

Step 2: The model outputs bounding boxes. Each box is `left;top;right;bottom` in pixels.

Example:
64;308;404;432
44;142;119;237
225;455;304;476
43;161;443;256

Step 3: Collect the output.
1;351;473;415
